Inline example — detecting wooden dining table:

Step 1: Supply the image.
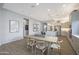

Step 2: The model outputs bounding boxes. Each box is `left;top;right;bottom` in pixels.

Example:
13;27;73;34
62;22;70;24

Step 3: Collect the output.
26;35;58;54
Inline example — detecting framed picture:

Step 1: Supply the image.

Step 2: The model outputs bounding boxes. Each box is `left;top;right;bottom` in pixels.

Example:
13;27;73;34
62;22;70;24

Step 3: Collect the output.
33;24;39;32
9;20;19;33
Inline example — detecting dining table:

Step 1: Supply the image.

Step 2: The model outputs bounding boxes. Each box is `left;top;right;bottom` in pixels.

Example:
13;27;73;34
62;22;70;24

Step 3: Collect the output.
26;35;58;54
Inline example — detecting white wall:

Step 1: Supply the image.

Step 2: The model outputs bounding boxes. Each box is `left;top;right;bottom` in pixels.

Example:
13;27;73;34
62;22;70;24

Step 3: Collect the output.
0;8;26;45
0;8;4;45
0;7;43;45
29;18;43;35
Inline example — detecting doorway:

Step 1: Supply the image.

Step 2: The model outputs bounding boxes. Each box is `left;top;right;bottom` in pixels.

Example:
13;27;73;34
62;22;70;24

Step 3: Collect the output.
23;18;29;37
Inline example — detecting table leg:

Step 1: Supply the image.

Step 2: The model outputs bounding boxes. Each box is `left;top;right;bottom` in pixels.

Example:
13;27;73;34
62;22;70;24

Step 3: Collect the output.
47;43;51;55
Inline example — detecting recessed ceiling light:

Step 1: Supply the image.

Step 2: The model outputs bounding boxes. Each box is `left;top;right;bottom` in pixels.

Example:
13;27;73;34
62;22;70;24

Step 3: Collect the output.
48;9;51;11
31;3;39;8
62;4;66;7
36;3;39;6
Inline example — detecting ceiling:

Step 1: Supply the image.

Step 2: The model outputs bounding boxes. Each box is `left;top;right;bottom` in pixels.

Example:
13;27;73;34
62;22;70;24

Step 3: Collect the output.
2;3;79;22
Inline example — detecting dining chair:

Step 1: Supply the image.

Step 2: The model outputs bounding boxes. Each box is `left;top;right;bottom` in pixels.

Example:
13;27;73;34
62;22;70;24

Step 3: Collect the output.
35;40;48;55
26;37;36;54
49;39;63;54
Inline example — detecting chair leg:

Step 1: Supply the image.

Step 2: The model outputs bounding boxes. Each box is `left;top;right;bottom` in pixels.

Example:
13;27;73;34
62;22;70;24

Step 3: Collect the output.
32;46;34;54
35;47;37;55
26;45;29;48
47;43;52;55
57;48;61;55
59;48;61;55
50;48;53;54
47;47;49;55
42;51;44;55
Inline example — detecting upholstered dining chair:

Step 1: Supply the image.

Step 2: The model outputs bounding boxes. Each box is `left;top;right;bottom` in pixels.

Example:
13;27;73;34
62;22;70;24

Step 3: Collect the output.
26;37;36;54
35;40;48;55
49;39;63;54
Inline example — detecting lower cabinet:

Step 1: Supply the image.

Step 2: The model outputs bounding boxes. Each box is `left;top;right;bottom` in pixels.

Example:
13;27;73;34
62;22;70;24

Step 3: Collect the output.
72;35;79;54
63;32;79;54
67;34;79;54
67;36;79;55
